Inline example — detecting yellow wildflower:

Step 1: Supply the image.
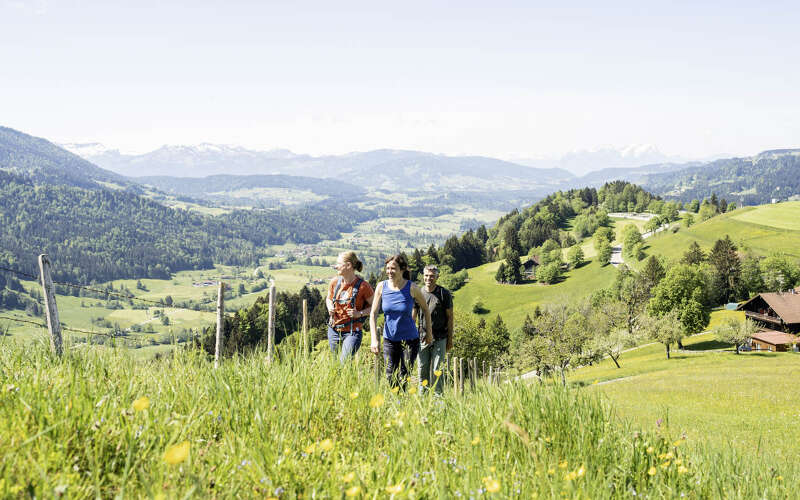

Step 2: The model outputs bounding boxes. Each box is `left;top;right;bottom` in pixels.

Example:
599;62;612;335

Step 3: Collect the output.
489;466;496;473
391;386;399;394
163;441;190;465
484;478;500;493
558;461;568;469
304;443;316;454
384;422;392;428
342;472;355;482
434;370;442;377
547;468;555;475
385;483;403;494
577;466;585;478
350;392;359;399
673;439;684;447
665;451;674;460
471;436;480;445
646;446;654;454
648;467;656;476
284;448;291;455
421;379;428;387
369;394;385;408
345;486;361;497
408;386;418;395
544;436;552;443
675;458;683;466
592;379;599;385
661;461;671;469
133;396;150;412
319;439;334;452
777;476;783;481
678;466;688;475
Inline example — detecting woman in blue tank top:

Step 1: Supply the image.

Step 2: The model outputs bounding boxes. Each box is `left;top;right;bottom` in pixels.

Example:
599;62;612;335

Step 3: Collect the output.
369;254;433;387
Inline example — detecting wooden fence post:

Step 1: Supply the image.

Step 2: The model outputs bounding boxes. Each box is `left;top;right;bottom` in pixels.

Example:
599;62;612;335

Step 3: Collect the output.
38;254;63;357
452;356;458;393
214;281;224;369
459;357;465;395
302;299;308;357
267;283;276;364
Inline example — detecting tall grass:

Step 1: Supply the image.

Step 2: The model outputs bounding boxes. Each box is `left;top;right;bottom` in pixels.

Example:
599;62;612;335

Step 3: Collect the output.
0;341;792;498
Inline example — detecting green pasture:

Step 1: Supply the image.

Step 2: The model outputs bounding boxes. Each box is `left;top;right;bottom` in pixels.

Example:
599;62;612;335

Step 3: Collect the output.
1;343;795;498
454;259;616;329
643;206;800;261
569;309;799;468
730;201;800;231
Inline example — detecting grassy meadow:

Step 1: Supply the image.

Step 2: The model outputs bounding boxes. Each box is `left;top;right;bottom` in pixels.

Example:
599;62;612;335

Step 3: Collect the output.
569;310;800;472
1;342;796;499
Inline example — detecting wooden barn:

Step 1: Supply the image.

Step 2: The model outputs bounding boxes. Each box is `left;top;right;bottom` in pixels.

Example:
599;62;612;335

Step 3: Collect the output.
737;289;800;333
749;329;800;352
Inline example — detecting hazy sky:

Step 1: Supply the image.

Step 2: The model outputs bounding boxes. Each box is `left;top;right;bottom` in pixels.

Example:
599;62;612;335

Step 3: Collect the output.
2;0;798;158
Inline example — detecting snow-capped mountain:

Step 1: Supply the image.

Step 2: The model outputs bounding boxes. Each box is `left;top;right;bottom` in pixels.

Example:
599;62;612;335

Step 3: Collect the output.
511;145;681;177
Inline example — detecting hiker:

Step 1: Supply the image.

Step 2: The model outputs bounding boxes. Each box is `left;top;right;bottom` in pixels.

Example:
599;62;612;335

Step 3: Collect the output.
369;254;433;387
413;264;453;394
326;251;374;361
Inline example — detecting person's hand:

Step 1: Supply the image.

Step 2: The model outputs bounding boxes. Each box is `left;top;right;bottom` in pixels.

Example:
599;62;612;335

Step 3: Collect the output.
424;331;433;345
370;340;380;355
346;307;357;318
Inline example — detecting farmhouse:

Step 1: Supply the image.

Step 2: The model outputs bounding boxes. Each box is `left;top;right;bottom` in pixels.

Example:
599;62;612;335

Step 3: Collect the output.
750;329;800;352
737;289;800;333
522;256;539;278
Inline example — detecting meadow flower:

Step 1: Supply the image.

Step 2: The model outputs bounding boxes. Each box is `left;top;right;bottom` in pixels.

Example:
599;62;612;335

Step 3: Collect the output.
471;436;480;445
558;461;568;469
345;486;361;497
547;468;555;475
304;443;316;454
483;478;500;493
385;483;403;494
434;370;442;377
317;439;334;452
342;472;355;482
661;461;671;468
648;467;656;476
421;379;428;387
369;394;385;408
133;396;150;412
646;446;654;454
391;386;400;394
408;386;418;395
350;392;359;399
163;441;190;465
678;466;688;475
673;439;684;447
577;466;585;478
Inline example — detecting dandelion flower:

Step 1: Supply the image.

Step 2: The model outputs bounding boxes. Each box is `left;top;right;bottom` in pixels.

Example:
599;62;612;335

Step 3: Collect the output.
648;467;656;476
471;436;480;446
558;461;568;469
342;472;355;482
544;436;552;443
319;439;334;452
489;466;496;473
673;439;684;447
369;394;385;408
345;486;361;497
350;392;359;400
434;370;442;377
777;476;783;481
163;441;190;465
547;468;555;475
678;466;688;475
408;386;418;395
484;478;500;493
577;466;585;478
385;483;403;494
646;446;654;454
421;379;428;387
665;451;674;460
661;461;671;468
304;443;316;454
133;396;150;412
391;386;400;394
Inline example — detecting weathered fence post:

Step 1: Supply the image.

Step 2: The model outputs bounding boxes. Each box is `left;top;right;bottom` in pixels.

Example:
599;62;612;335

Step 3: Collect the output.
214;281;224;369
482;360;486;380
302;299;308;357
267;283;276;364
459;357;465;395
38;254;63;357
452;356;458;393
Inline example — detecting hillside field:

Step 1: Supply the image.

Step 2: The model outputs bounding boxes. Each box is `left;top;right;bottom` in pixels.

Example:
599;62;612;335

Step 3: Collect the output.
1;343;796;498
569;311;800;470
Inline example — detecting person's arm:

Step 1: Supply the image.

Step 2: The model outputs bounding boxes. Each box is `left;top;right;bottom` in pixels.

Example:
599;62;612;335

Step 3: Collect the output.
411;283;433;344
325;282;335;323
369;282;383;355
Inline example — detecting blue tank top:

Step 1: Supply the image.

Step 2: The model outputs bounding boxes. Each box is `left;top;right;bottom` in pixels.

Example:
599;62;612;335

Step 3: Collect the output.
381;280;418;341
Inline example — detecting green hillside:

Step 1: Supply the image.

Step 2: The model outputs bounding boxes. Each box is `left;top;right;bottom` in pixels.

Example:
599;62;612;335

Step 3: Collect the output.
643;202;800;262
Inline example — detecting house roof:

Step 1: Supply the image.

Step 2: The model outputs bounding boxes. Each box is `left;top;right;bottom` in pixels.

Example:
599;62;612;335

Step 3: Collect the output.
738;291;800;324
751;329;800;346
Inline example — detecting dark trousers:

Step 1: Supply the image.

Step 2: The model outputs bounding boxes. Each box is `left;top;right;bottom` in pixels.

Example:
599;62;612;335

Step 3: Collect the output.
383;337;420;388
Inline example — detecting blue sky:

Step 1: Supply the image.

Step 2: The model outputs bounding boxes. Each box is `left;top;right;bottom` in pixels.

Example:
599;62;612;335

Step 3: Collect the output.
1;0;798;158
